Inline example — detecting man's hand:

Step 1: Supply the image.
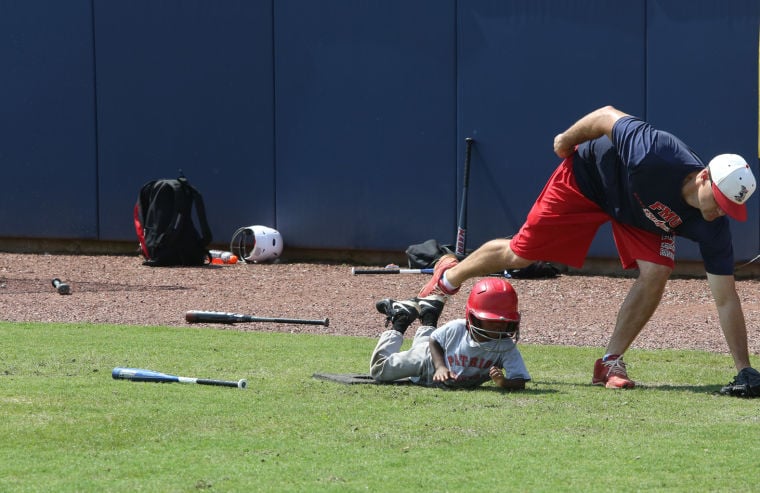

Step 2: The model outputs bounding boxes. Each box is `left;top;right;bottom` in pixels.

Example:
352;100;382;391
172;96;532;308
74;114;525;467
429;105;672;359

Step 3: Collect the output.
553;133;575;159
553;106;628;159
719;367;760;398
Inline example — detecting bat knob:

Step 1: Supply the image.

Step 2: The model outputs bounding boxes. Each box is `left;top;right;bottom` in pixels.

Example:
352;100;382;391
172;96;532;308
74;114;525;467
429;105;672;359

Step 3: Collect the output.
52;278;71;295
237;379;247;389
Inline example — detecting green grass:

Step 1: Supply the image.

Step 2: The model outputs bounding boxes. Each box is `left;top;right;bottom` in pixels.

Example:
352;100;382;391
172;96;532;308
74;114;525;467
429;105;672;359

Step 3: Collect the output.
1;321;758;492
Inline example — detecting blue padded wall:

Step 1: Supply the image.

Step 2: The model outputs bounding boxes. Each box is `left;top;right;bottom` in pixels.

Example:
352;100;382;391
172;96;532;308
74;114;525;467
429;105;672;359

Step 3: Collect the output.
94;0;275;243
0;1;98;238
1;0;759;266
647;0;760;262
458;1;646;257
274;0;456;250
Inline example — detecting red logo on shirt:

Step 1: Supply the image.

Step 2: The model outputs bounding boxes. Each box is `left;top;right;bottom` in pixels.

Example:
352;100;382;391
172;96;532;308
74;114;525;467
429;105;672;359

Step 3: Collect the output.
641;201;683;232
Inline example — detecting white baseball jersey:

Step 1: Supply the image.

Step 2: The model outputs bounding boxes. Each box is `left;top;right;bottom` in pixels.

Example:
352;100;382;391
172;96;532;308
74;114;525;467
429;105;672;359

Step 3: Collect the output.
428;319;531;388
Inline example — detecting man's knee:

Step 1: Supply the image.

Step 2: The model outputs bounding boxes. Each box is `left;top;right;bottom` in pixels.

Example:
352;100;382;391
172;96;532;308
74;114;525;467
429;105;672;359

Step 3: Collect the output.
475;238;531;268
501;238;533;269
636;260;672;288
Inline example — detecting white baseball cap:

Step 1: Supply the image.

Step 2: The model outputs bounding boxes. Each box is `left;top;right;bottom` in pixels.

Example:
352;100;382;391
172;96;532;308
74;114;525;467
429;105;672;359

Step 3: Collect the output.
708;154;756;222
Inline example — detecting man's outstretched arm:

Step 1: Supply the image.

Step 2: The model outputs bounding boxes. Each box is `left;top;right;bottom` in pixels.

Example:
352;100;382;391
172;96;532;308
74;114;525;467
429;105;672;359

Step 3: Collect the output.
553;105;629;158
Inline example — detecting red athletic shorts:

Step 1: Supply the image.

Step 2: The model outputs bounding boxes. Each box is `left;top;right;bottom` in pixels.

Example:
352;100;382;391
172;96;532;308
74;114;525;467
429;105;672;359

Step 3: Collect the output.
509;158;675;270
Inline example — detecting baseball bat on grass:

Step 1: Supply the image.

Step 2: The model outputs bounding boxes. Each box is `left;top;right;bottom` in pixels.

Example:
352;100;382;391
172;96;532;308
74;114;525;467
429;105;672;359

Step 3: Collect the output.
185;310;330;327
112;367;246;389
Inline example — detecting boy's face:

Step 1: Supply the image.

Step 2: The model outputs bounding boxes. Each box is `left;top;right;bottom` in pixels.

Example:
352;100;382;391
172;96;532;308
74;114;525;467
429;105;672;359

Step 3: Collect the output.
469;318;519;342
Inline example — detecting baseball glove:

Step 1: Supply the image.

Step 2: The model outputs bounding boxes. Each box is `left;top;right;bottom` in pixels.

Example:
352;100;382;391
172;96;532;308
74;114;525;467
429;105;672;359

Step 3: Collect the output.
719;367;760;398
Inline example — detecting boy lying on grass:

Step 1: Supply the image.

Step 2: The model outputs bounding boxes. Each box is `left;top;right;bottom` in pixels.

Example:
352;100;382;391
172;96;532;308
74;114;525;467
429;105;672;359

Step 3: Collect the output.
370;277;530;390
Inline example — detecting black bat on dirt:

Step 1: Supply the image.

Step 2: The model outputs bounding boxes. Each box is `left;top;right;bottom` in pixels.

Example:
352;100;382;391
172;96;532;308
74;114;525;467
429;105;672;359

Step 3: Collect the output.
352;266;511;278
185;310;330;327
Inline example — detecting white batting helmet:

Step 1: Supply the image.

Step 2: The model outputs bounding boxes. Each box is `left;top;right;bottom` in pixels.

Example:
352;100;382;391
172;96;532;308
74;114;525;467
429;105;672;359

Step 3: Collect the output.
230;225;283;263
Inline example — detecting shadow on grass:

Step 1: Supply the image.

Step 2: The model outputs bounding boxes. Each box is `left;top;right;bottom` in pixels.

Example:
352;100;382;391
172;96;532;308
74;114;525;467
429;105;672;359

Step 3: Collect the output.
533;379;724;395
636;383;724;395
316;374;735;397
470;385;559;395
313;373;558;394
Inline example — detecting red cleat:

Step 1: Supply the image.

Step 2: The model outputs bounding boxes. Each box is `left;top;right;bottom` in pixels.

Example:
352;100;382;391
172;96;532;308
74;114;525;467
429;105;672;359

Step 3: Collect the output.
418;254;460;298
592;355;635;389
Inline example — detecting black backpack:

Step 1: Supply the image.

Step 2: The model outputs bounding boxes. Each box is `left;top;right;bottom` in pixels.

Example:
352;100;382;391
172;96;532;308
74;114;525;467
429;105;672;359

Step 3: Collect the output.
134;176;213;267
405;239;463;269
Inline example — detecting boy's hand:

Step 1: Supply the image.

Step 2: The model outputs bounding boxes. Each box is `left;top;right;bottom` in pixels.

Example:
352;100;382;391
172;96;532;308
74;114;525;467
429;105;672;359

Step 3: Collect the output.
489;366;507;385
433;367;454;382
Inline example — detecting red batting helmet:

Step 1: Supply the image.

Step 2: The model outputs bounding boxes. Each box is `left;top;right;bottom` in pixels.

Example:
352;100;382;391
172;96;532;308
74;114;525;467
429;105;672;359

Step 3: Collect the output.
465;277;521;347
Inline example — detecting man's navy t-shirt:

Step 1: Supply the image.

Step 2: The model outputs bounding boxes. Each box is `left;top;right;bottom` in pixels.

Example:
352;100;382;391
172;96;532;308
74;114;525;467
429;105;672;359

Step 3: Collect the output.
572;116;734;275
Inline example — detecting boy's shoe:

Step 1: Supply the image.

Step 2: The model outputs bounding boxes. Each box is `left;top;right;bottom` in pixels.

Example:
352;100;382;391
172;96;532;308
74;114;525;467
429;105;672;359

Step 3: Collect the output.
418;254;460;298
375;298;420;334
719;367;760;398
592;355;635;389
417;295;446;327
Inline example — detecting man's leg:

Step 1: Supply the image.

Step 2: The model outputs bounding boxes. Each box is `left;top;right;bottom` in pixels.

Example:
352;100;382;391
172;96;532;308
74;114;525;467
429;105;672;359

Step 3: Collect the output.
593;260;671;388
445;239;533;288
606;260;671;355
420;159;607;299
419;239;532;298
